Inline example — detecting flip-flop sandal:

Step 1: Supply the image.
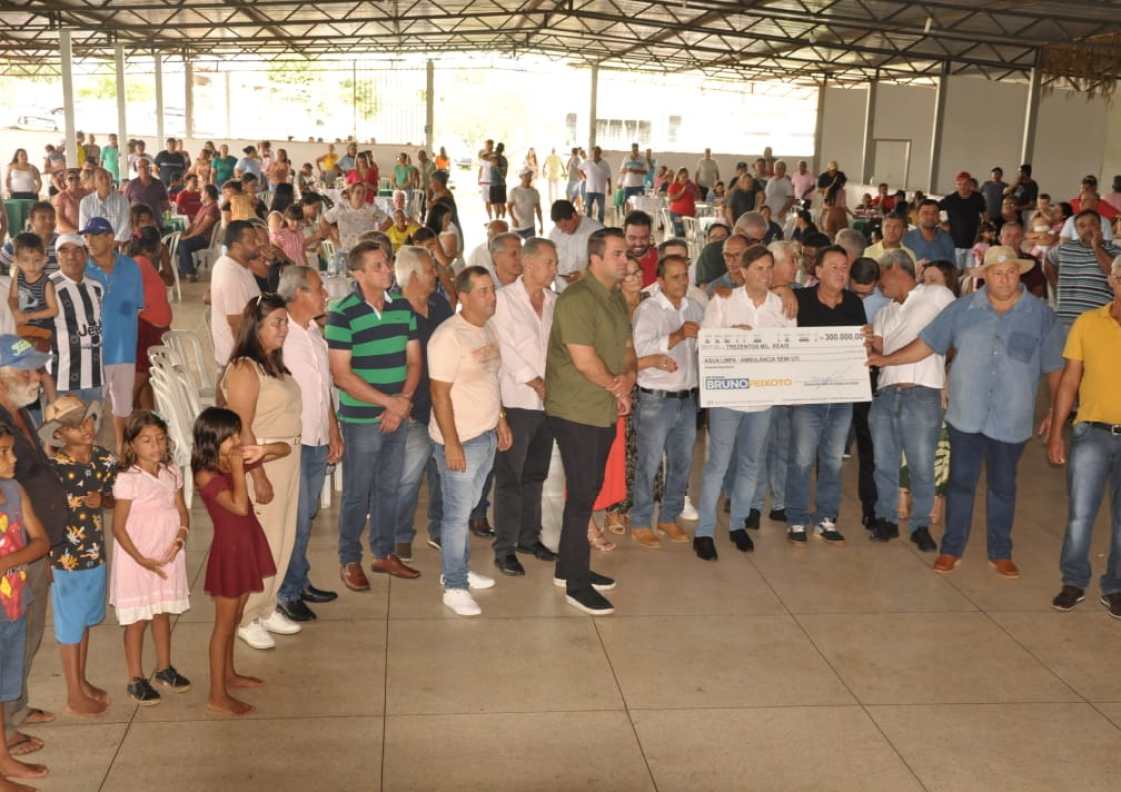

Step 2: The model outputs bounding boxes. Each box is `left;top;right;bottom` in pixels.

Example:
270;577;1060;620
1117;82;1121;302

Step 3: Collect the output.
6;733;44;756
24;708;55;725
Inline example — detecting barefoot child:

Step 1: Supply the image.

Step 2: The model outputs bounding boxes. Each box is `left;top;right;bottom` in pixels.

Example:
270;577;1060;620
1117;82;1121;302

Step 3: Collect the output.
39;396;114;718
191;407;287;717
109;412;191;706
0;425;50;790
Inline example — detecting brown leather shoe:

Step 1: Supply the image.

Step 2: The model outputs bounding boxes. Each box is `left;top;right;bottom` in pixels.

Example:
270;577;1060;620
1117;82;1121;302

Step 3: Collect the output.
656;522;689;543
340;562;370;591
932;554;961;575
371;554;421;579
631;527;661;549
989;558;1020;579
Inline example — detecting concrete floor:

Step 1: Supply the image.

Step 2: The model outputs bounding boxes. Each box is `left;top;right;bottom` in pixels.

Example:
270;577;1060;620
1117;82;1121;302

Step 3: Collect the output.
22;275;1121;791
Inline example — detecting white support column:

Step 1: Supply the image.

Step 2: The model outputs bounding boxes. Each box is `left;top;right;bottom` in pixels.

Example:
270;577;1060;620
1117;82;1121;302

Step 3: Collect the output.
813;73;829;173
60;30;78;167
155;54;165;146
425;59;435;152
860;77;878;184
184;58;194;140
114;45;128;162
1021;61;1042;167
588;64;599;149
224;71;232;138
927;66;948;194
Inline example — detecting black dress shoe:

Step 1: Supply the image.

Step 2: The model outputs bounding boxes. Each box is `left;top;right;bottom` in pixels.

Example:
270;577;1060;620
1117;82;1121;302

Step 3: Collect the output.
870;519;900;542
494;554;526;576
279;598;316;622
302;584;338;603
729;529;754;552
469;516;495;538
910;526;937;553
744;509;761;530
693;536;718;561
517;542;557;562
723;497;731;513
768;508;787;522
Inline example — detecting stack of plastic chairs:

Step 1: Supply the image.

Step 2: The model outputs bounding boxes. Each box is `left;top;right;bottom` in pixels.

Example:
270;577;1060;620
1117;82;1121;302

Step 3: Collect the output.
161;232;183;303
160;330;216;406
147;344;200;508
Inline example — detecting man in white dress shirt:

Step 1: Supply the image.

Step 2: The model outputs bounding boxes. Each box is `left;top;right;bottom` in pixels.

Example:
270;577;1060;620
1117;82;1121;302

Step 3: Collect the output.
77;168;131;244
465;219;508;275
629;254;704;549
866;248;956;551
548;199;601;292
491;238;559;576
276;265;343;621
694;244;795;560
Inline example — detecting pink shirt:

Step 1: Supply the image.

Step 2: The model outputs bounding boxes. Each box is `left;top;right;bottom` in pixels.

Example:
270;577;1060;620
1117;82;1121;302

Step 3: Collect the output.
282;317;331;446
271;226;306;266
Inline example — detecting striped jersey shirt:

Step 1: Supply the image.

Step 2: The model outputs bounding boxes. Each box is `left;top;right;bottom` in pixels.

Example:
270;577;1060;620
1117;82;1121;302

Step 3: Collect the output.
325;289;417;424
1053;241;1119;327
49;272;104;391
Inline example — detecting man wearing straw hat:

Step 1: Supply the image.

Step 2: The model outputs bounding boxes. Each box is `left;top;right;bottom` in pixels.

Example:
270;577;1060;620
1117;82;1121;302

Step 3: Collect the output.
868;245;1066;579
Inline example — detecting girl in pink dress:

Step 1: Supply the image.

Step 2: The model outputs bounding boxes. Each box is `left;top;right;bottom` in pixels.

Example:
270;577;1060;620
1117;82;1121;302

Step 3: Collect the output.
110;412;192;706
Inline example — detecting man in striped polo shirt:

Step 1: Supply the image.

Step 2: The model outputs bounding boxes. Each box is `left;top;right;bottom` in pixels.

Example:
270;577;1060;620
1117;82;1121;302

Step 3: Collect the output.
1048;210;1119;328
327;238;423;591
49;234;104;404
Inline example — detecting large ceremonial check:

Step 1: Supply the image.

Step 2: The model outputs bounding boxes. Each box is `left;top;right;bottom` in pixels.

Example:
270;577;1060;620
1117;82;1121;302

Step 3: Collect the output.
699;326;872;408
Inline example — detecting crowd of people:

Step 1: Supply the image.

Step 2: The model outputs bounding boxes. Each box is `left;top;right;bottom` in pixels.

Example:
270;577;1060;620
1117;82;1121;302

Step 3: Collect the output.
0;131;1119;790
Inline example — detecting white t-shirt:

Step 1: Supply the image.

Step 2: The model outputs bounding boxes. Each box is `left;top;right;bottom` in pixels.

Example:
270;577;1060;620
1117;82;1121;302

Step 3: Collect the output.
464;242;493;276
508;185;540;232
580;159;612;194
764;177;795;215
873;284;957;390
210;255;261;366
790;171;816;200
620;158;647;189
427;314;502;445
548;215;602;292
324;202;387;253
1060;214;1113;242
696;158;720;188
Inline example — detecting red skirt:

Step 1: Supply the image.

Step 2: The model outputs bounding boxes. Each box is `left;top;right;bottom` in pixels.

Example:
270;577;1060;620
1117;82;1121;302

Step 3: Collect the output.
592;417;627;511
200;475;277;598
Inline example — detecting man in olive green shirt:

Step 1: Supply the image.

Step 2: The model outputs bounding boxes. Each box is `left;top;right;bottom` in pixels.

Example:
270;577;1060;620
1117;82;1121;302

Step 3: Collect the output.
545;227;637;616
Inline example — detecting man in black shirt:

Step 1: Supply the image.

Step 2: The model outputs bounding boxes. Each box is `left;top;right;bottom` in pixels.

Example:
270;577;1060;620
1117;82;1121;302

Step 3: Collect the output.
785;246;868;545
0;336;69;751
154;137;188;188
938;172;987;270
1009;163;1039;224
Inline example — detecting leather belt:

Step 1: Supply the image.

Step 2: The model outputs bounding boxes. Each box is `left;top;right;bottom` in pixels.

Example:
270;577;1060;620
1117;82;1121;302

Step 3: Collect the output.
1088;422;1121;436
639;386;698;400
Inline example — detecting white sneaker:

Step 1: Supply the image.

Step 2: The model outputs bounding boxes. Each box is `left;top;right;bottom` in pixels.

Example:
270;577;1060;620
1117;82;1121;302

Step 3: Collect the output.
237;620;275;650
442;588;482;616
439;571;496;590
680;496;699;521
260;609;302;635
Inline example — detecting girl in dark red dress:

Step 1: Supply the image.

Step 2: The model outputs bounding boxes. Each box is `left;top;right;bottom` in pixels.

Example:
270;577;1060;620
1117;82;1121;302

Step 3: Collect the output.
191;407;289;717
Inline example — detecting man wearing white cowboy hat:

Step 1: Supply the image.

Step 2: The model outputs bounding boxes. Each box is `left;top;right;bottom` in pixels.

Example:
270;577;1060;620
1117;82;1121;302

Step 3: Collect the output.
508;168;541;241
869;244;1066;579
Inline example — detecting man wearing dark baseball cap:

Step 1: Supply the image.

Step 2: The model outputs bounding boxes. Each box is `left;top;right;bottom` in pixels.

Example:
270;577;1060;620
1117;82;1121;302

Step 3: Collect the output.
81;217;144;452
0;334;70;752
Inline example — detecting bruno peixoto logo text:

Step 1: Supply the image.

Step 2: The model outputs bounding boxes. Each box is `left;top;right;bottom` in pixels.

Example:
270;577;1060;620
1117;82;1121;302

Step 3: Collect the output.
705;376;793;391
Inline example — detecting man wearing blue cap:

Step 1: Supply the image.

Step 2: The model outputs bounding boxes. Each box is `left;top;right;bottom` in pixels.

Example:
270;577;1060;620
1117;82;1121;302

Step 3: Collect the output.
0;334;70;756
80;217;143;452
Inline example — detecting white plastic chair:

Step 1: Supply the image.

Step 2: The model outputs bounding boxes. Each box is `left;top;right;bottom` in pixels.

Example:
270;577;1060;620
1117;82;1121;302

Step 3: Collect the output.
160;330;216;405
682;216;699;243
659;208;674;238
148;363;197;508
162;231;183;303
194;224;222;273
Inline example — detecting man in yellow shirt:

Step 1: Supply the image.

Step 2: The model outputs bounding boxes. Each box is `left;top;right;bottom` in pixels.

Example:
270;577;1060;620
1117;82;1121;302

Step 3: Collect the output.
1048;256;1121;616
863;213;917;264
316;144;341;188
385;210;420;251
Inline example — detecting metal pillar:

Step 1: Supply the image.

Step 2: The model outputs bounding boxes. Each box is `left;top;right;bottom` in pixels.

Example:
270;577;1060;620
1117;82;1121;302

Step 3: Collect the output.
927;66;948;194
114;45;128;163
425;59;435;152
860;77;878;184
184;58;194;140
588;65;599;149
1021;61;1042;166
813;73;829;173
60;30;78;167
155;54;165;146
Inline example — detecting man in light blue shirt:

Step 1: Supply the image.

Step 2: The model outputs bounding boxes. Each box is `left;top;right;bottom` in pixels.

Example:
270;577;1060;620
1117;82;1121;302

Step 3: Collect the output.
903;199;956;266
81;216;144;451
869;246;1065;578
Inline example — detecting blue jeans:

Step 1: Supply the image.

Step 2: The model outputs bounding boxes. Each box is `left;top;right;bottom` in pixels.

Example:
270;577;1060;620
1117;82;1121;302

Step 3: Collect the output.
435;431;497;590
752;405;791;513
337;420;407;564
470;467;494;522
631;391;698;530
1059;423;1121;592
585;192;606;223
870;386;943;530
623;185;644;201
787;403;853;527
278;444;329;603
941;425;1026;559
395;419;443;545
177;233;210;276
670;213;685;238
698;407;772;538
